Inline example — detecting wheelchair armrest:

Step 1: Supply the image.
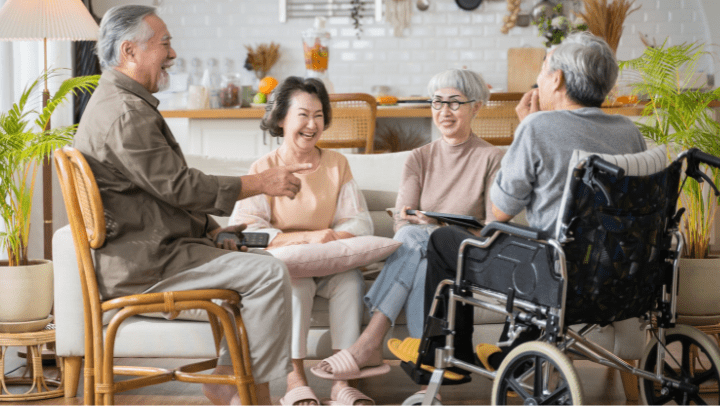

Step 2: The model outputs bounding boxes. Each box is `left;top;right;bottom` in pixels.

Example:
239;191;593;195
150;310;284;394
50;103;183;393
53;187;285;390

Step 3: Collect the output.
480;221;544;240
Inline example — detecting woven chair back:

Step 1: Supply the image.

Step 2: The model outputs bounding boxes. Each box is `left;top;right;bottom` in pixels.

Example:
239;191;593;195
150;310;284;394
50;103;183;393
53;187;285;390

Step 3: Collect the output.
317;93;377;153
471;93;523;146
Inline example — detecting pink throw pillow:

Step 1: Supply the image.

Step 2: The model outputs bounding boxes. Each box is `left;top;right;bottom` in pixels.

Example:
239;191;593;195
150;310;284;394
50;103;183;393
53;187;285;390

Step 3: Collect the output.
267;236;402;278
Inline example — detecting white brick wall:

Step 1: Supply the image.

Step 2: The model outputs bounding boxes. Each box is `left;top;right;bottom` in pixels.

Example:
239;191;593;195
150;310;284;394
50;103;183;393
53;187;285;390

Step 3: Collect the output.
155;0;714;96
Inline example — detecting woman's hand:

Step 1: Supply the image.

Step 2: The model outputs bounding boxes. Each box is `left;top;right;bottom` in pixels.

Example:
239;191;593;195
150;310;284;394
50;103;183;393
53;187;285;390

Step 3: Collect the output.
267;229;353;248
303;229;341;244
400;206;436;225
516;88;540;122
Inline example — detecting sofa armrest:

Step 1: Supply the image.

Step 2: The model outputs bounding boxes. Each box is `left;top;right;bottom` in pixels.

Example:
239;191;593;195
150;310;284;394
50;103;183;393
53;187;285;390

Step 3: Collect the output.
52;225;86;357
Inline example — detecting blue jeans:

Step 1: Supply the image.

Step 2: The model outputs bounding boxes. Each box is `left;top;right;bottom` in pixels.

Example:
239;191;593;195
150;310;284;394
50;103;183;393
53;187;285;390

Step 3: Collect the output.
364;224;436;338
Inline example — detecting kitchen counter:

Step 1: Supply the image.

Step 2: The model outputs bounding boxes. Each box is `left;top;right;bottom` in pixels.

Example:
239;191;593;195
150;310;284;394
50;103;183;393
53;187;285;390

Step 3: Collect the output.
159;97;655;160
160;104;646;119
159;105;437;119
160;95;719;159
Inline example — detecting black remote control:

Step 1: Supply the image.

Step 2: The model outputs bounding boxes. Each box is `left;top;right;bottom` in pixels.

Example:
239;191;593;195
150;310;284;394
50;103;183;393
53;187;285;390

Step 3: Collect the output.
216;232;269;248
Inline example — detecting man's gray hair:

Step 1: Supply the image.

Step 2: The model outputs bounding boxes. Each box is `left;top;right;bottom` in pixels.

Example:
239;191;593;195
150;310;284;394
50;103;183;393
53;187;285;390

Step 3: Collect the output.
96;5;157;70
427;69;490;105
548;32;618;107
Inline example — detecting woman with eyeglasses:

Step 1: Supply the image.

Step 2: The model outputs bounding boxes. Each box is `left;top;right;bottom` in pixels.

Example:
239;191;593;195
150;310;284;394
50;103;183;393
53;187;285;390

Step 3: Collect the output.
311;69;503;396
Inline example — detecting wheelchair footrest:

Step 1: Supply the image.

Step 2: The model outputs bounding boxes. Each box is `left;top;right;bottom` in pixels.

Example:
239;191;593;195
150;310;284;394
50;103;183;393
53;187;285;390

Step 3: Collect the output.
399;361;472;386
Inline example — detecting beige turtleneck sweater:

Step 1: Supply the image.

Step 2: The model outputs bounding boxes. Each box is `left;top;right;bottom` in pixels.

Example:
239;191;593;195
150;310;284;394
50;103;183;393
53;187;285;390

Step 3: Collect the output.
395;135;504;230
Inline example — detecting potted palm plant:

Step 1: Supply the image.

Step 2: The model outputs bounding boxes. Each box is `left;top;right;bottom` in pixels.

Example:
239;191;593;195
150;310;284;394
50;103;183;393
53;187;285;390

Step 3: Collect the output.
0;70;98;329
619;41;720;325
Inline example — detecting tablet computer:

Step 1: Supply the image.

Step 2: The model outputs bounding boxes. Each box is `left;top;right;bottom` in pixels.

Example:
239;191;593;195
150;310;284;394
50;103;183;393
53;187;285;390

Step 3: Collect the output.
406;210;484;229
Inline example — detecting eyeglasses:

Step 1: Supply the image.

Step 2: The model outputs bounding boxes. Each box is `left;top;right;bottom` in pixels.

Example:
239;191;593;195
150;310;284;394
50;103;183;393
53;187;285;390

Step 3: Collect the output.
431;99;475;111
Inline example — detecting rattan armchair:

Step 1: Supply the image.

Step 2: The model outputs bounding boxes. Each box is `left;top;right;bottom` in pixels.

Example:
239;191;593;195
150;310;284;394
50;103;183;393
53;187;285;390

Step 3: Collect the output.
317;93;377;153
53;146;256;405
471;92;523;146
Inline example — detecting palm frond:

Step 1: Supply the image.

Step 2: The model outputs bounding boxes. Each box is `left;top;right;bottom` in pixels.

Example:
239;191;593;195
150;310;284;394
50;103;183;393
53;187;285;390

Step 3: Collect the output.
0;71;99;266
620;40;720;258
37;74;99;130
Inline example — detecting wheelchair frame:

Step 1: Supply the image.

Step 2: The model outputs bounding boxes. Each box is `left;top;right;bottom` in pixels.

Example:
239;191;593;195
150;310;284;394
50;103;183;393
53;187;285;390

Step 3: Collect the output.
406;149;720;406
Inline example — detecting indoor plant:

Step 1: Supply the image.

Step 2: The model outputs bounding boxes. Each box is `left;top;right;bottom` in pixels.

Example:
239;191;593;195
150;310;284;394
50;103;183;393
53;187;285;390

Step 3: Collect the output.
619;41;720;259
533;2;588;48
620;41;720;327
0;70;98;324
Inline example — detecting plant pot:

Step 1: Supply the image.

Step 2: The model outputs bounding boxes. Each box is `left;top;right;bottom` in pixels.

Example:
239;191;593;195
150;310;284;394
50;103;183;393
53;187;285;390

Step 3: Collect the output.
0;259;53;323
676;257;720;326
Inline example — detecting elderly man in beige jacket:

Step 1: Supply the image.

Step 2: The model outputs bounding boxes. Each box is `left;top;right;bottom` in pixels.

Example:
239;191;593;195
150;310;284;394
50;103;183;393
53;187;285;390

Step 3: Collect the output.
73;5;308;404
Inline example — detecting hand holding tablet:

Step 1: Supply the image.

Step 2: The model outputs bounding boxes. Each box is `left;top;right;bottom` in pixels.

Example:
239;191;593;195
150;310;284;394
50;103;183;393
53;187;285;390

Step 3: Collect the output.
405;210;484;229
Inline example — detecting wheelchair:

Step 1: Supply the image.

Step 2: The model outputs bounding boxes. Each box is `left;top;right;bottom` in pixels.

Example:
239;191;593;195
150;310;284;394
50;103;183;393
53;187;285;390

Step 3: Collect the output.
401;147;720;405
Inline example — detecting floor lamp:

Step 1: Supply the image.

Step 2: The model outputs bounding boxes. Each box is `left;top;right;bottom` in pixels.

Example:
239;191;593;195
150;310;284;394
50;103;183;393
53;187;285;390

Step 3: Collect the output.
0;0;99;260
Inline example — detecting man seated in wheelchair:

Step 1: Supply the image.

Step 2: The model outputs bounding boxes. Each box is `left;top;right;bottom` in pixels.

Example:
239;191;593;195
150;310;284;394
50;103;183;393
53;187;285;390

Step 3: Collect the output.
389;32;648;379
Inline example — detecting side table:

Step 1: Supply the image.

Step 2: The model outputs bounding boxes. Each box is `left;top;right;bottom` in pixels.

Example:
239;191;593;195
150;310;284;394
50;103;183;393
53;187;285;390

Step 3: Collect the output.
0;327;64;401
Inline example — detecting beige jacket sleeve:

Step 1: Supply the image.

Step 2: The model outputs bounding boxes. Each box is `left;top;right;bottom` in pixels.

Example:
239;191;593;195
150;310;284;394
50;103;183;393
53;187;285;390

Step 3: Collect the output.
102;109;243;217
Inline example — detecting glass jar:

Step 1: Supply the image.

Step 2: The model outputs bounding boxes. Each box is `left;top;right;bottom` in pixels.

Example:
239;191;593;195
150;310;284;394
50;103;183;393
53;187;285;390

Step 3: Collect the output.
302;17;334;93
219;73;242;108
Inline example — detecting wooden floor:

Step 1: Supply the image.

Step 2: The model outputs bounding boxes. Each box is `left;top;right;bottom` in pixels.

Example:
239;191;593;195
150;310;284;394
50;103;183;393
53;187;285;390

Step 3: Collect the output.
0;352;709;405
3;347;718;405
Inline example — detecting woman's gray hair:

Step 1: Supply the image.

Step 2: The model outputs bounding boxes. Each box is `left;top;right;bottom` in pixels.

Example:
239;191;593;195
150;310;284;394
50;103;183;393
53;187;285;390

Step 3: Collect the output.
96;5;157;70
427;69;490;105
548;32;618;107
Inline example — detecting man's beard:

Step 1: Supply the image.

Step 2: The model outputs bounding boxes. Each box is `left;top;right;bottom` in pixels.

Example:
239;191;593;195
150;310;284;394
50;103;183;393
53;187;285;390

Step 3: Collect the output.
157;70;171;92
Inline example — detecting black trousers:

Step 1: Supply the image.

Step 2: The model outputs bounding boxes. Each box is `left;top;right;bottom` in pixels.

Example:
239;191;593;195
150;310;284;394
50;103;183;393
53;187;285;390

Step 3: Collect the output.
421;226;478;367
420;226;540;371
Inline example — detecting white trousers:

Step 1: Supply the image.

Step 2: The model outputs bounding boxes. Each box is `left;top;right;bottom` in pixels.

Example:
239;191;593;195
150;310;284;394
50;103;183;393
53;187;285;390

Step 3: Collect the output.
144;250;292;384
291;269;364;359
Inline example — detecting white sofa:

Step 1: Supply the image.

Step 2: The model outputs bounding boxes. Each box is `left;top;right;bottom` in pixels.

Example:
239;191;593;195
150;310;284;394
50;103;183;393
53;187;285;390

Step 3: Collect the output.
52;150;646;398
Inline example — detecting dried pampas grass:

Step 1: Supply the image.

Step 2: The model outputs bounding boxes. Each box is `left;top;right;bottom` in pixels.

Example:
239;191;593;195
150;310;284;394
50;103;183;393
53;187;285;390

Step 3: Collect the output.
245;42;280;75
386;0;412;37
575;0;640;53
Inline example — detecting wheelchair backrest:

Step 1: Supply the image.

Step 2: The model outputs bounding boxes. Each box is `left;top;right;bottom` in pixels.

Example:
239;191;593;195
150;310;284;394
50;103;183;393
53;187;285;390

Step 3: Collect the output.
554;145;684;324
554;146;668;240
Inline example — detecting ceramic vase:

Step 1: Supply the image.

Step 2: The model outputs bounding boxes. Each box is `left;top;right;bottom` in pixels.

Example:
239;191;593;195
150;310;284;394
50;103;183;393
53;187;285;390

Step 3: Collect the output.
0;260;53;324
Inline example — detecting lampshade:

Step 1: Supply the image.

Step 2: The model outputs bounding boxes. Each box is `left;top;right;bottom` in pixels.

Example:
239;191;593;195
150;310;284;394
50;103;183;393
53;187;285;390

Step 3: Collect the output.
0;0;98;41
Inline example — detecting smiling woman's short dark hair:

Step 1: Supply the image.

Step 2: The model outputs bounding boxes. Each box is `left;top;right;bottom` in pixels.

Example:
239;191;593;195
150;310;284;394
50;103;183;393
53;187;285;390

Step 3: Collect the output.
261;77;332;137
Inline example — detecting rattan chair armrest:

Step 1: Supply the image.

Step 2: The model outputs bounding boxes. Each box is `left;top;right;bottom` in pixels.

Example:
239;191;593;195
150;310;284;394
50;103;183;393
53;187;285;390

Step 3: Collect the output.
101;289;241;311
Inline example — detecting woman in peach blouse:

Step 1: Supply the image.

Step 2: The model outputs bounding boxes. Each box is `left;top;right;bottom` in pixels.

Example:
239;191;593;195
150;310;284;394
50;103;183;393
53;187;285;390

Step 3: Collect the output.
229;77;377;406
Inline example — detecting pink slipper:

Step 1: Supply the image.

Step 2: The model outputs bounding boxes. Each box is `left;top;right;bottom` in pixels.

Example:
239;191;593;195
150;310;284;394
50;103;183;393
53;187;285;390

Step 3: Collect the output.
279;385;319;406
310;349;390;380
326;387;375;405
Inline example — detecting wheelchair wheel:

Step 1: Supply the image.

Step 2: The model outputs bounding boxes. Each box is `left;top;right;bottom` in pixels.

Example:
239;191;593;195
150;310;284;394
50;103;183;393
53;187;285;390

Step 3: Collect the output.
491;341;583;405
401;393;443;405
639;324;720;405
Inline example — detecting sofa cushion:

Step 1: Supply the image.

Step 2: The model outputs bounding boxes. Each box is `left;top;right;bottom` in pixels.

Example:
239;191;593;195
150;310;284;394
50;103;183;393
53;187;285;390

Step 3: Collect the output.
344;151;411;194
345;152;410;239
267;236;402;278
184;154;253;177
361;190;398;213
